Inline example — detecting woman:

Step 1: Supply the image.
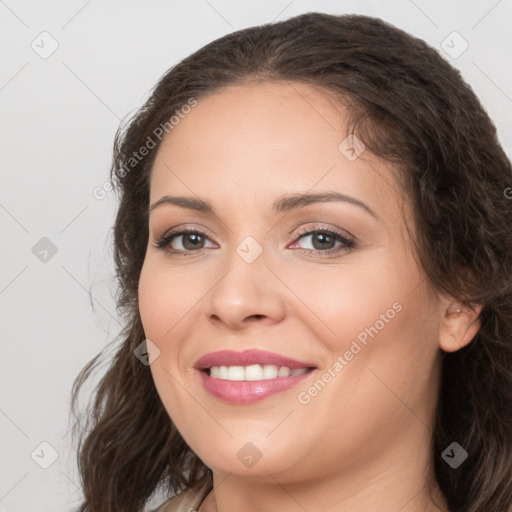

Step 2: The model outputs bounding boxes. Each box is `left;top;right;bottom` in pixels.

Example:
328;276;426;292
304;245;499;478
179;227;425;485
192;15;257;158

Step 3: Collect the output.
70;12;512;512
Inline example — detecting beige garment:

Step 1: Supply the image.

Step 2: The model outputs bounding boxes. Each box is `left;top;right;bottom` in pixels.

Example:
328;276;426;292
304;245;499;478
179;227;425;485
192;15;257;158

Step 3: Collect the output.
152;485;208;512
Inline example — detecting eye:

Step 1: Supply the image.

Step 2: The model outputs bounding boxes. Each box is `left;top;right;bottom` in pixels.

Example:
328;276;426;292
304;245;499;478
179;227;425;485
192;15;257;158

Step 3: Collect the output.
153;229;216;254
289;227;355;255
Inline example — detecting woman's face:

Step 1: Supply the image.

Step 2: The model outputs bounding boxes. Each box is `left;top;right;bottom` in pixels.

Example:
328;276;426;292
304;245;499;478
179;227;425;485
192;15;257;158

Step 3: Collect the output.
138;81;446;483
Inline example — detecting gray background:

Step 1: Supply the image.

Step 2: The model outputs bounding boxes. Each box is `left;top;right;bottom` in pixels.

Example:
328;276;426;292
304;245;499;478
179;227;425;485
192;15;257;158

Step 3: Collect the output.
1;0;511;511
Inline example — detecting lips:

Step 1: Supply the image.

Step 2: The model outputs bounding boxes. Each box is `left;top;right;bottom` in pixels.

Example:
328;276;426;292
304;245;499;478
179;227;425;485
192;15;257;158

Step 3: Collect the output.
194;349;316;371
193;349;318;404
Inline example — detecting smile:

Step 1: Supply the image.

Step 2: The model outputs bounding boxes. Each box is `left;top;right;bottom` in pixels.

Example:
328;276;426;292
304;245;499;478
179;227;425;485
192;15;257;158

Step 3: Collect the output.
194;348;318;404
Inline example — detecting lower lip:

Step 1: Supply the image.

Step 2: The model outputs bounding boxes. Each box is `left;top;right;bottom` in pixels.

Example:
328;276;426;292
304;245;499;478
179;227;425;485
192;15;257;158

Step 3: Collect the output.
196;369;316;404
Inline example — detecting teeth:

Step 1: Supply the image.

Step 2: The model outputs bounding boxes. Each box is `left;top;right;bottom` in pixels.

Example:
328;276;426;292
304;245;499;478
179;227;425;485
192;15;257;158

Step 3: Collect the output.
262;365;278;379
218;366;229;379
278;366;291;377
246;364;265;381
206;364;309;381
227;366;244;380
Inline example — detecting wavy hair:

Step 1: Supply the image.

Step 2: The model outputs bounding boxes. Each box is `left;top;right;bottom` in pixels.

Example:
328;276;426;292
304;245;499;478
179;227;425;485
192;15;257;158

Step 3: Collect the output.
70;12;512;512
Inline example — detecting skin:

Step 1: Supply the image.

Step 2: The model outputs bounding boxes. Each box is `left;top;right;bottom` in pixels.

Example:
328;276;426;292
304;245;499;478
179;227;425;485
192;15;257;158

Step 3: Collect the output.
138;80;482;512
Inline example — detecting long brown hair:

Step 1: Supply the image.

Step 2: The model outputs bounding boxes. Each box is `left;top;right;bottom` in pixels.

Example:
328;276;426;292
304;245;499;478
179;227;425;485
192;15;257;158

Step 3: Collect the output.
70;12;512;512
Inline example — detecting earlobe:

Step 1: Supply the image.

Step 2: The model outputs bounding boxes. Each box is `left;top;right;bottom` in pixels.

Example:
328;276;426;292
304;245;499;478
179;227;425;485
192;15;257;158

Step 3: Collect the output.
439;302;482;353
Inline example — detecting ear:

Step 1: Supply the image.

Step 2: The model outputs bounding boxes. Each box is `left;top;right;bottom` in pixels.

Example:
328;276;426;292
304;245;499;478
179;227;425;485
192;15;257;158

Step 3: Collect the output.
438;298;483;353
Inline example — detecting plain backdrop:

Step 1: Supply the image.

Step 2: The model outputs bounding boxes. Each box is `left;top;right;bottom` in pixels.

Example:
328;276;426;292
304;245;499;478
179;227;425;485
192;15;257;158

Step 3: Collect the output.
1;1;511;511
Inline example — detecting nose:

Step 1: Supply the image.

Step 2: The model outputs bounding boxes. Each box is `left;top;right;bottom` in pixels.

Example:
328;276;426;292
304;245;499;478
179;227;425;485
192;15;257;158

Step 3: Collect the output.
206;249;286;330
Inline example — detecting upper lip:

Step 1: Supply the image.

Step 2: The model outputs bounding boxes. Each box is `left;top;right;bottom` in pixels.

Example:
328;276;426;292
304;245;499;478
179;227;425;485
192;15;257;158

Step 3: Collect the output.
194;349;317;370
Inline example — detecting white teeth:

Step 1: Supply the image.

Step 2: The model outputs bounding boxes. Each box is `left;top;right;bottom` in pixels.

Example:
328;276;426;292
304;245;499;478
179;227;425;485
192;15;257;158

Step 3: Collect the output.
262;365;278;379
278;366;291;377
227;366;245;380
207;364;309;381
245;364;264;381
218;366;229;379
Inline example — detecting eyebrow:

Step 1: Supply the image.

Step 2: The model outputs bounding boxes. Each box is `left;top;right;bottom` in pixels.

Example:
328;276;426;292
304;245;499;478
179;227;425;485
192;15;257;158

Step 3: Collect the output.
149;192;378;219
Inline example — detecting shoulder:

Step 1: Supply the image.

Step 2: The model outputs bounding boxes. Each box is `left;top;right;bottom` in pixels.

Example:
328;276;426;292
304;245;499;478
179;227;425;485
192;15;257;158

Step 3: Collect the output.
151;484;207;512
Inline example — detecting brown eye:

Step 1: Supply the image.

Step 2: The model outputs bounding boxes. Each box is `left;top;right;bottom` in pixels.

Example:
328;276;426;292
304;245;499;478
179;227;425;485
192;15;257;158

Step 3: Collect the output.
175;232;206;251
155;230;215;252
291;227;356;256
300;231;337;250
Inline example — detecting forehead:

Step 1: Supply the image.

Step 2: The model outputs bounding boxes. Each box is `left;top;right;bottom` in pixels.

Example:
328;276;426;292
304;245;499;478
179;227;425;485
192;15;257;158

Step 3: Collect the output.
152;81;346;172
149;80;404;221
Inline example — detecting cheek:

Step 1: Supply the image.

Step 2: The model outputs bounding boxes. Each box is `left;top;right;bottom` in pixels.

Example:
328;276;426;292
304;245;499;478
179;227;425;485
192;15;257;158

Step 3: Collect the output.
138;265;168;344
311;267;438;419
139;262;202;436
138;260;200;346
292;259;406;355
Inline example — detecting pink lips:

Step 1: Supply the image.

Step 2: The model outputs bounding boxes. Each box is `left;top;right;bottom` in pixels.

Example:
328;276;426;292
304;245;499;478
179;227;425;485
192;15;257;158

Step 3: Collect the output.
194;349;317;404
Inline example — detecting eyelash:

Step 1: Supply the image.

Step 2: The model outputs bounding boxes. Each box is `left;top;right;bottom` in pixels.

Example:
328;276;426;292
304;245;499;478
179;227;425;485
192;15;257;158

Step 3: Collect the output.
153;225;356;257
